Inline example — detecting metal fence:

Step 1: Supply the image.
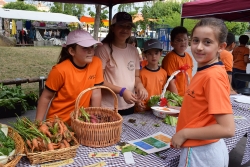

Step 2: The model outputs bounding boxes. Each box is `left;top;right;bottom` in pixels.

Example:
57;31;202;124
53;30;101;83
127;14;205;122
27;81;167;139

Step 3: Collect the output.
0;76;47;96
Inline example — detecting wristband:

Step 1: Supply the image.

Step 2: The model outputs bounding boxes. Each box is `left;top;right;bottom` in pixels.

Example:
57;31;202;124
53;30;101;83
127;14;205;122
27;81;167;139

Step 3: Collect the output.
119;88;126;97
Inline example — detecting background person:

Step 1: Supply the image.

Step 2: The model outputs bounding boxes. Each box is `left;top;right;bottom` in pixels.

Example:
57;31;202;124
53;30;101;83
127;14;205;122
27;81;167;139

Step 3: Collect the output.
136;39;177;112
36;30;103;125
232;35;250;90
161;26;193;97
95;12;148;115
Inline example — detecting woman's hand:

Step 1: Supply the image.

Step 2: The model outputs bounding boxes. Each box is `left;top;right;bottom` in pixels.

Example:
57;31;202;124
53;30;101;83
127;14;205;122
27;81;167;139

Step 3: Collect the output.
171;129;187;149
135;85;148;101
123;89;138;104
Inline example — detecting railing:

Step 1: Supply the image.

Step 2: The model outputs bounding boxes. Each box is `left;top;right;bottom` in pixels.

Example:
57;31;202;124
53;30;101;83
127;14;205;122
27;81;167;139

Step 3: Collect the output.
0;76;47;96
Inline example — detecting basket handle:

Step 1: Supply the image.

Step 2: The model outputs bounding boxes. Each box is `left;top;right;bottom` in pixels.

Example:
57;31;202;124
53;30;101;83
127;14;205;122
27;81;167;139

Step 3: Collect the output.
74;85;118;119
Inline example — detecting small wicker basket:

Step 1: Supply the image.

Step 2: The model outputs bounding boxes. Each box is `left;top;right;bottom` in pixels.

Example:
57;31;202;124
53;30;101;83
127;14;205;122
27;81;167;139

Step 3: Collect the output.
4;126;24;167
25;136;79;165
71;86;123;148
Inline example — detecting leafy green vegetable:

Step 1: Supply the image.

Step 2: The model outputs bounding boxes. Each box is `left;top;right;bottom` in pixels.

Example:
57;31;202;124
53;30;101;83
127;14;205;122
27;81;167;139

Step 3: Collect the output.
0;129;15;156
148;91;183;107
163;115;178;126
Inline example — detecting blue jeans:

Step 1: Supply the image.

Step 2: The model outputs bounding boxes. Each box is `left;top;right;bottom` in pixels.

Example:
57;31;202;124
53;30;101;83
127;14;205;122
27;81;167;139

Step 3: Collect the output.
232;68;246;89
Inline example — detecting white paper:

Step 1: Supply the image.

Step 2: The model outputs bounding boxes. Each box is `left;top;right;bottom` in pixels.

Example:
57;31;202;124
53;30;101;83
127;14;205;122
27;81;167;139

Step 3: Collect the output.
233;95;250;104
123;152;135;164
127;132;171;154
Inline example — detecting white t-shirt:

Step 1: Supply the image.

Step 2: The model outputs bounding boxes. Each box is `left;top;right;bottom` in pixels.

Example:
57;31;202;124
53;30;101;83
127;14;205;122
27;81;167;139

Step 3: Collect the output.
95;43;140;110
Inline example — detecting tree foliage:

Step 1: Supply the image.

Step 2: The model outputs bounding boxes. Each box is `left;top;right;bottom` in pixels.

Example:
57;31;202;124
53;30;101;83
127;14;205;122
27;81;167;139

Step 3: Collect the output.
50;3;84;17
87;6;108;28
140;0;248;36
3;1;38;11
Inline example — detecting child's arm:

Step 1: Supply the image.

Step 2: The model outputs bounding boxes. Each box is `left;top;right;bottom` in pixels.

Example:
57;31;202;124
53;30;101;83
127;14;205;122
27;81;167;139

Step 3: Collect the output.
35;88;55;122
103;80;137;104
135;69;148;100
167;79;178;94
171;114;235;148
90;89;101;107
244;55;250;63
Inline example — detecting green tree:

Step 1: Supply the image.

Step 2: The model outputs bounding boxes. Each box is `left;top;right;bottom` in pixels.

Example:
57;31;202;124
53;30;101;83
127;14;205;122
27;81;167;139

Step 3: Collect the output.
87;6;108;28
50;3;84;17
225;22;249;35
3;1;38;11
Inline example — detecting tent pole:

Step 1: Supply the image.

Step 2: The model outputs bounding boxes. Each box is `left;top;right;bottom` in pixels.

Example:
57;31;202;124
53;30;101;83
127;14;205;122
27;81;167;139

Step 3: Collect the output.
109;6;113;27
180;18;184;26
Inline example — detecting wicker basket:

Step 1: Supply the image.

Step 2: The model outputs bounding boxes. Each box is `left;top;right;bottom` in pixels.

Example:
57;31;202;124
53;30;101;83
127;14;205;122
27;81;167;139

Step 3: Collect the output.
3;126;24;167
71;85;123;148
25;136;79;165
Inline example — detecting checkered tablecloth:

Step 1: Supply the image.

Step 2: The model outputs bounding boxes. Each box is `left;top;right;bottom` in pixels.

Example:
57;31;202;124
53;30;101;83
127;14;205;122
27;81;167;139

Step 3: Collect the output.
16;98;250;167
230;97;250;165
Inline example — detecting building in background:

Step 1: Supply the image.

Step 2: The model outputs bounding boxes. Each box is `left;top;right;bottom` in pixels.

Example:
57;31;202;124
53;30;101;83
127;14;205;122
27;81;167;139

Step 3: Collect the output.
0;0;7;8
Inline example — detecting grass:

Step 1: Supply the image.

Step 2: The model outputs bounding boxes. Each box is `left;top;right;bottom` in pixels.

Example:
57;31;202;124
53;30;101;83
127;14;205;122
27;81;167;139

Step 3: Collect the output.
0;46;61;94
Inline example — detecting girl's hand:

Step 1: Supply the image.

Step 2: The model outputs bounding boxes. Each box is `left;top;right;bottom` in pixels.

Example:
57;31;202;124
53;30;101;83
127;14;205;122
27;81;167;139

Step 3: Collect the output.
135;86;148;100
123;89;138;104
171;129;187;149
136;101;146;111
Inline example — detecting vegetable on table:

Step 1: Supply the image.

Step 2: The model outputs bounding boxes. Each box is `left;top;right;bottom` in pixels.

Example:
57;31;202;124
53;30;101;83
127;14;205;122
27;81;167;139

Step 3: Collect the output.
148;91;183;107
0;124;16;165
163;115;178;126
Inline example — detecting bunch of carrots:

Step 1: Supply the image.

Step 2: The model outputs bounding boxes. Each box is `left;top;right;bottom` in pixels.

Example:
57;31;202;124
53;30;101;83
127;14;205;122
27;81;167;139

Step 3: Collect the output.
11;116;75;153
79;107;99;123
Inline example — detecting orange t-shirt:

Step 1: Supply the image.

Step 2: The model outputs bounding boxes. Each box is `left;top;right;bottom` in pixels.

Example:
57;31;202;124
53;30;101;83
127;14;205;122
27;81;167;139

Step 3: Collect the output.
220;50;233;73
176;63;232;147
139;66;167;110
232;46;249;70
140;60;148;68
161;51;193;97
45;57;103;125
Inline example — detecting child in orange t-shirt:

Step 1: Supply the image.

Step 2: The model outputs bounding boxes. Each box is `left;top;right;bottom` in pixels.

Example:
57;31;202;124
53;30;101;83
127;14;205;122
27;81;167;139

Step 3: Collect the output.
136;39;177;111
36;30;104;125
232;35;250;89
171;18;235;167
161;26;193;97
219;32;237;94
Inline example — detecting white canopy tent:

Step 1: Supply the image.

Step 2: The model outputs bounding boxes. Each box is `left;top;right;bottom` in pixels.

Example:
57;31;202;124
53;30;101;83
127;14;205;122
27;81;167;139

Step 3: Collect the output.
0;8;80;23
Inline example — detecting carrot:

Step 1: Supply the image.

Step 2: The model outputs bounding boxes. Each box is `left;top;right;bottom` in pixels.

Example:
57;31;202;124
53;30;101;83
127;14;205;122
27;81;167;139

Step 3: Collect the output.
62;139;70;148
47;143;54;150
52;143;60;149
39;123;52;137
26;139;33;149
32;138;39;152
59;142;66;149
58;121;64;135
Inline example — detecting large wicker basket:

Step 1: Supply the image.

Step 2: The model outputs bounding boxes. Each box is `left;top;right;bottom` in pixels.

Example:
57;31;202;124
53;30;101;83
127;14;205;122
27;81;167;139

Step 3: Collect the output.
3;126;24;167
71;86;123;148
25;136;79;165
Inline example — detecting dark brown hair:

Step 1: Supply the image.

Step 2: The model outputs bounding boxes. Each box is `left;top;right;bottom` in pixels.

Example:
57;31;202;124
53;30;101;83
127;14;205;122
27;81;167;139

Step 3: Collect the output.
191;18;228;44
57;44;77;64
127;36;138;47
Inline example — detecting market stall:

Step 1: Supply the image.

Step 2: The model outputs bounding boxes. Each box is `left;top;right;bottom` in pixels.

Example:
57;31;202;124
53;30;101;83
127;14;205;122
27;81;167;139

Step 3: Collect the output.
0;8;80;46
12;96;250;166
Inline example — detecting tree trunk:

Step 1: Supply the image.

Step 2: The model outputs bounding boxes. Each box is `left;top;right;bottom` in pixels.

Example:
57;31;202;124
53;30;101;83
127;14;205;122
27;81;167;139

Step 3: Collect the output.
93;4;101;40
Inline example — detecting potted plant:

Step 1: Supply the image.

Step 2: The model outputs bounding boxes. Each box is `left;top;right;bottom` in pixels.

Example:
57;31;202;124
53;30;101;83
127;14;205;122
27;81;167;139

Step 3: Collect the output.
0;83;38;118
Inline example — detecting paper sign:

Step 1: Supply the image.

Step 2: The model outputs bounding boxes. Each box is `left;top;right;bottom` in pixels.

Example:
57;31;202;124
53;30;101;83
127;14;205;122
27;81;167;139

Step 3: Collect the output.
128;132;172;154
123;152;135;164
83;161;106;167
40;158;74;167
234;116;246;120
88;152;119;158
